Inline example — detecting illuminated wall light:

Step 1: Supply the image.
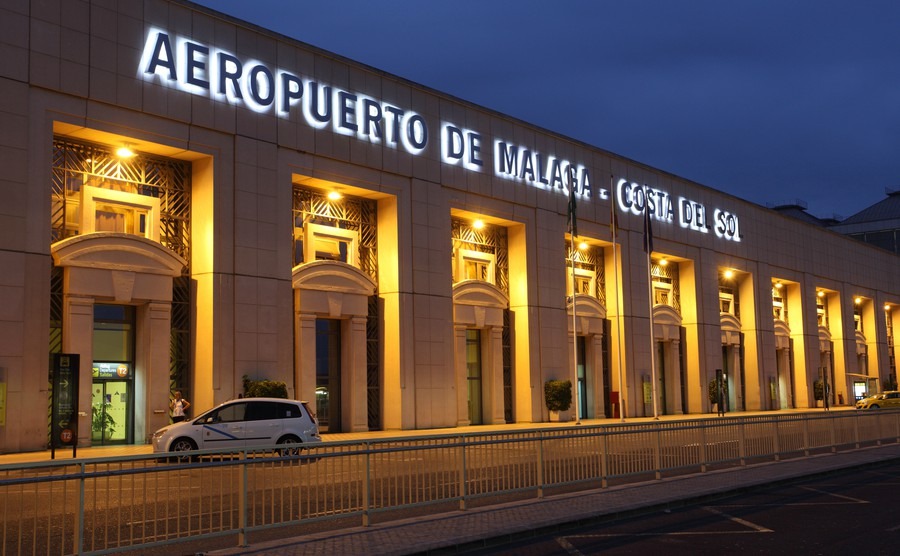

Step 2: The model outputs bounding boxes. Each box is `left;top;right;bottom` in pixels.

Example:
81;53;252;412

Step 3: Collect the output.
723;269;734;280
327;191;342;201
817;290;825;298
659;258;668;267
886;304;892;312
578;241;588;250
774;281;783;289
854;297;862;305
116;145;136;158
472;219;485;230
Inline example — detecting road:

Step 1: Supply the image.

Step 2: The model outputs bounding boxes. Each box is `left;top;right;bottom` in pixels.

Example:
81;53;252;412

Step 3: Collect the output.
467;458;900;555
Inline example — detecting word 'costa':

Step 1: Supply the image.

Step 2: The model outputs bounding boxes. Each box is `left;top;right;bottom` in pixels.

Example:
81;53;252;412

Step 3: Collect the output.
139;30;427;153
616;179;741;242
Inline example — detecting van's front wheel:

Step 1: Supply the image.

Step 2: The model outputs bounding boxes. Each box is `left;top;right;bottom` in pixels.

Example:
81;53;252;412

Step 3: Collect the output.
170;437;197;462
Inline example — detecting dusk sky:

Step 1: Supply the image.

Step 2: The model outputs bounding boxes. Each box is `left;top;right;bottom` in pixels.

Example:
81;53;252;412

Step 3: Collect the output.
192;0;900;219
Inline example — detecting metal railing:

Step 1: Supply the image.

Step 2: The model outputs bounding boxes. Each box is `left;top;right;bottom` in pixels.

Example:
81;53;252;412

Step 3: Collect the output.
2;410;899;555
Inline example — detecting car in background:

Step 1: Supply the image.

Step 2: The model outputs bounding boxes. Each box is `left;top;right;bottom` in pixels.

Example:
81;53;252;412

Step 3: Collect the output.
856;391;900;409
152;397;321;458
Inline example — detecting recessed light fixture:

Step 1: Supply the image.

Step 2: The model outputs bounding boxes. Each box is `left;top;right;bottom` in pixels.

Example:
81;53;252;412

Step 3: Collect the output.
578;241;588;250
886;304;892;312
327;190;342;201
723;269;734;280
659;258;668;267
817;290;825;298
854;297;862;305
116;145;135;158
774;281;783;289
472;219;485;230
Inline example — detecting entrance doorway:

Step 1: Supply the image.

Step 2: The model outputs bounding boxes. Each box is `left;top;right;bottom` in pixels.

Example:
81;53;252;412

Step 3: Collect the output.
91;305;134;445
315;318;342;432
466;329;483;425
576;336;587;419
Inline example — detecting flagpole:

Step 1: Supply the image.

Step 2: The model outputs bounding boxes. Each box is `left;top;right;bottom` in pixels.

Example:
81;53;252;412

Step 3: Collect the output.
644;189;659;420
570;232;580;425
568;175;581;425
610;176;626;422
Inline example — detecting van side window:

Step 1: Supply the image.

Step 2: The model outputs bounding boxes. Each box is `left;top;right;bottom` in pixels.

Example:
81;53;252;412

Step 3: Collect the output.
245;401;278;421
277;402;302;419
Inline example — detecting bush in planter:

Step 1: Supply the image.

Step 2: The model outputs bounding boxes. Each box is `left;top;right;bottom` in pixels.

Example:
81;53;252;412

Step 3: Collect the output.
708;379;727;409
544;380;573;412
813;380;825;401
242;375;289;399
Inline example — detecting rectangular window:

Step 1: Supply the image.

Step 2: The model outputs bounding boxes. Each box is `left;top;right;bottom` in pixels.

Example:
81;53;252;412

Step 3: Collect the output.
457;249;496;284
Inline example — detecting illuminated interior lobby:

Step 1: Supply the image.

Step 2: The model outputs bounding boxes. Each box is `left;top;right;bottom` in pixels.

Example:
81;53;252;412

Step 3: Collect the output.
1;0;899;453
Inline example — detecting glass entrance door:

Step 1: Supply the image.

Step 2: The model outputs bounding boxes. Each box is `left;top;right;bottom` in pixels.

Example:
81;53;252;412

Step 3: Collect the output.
91;379;128;444
466;329;483;425
92;305;134;444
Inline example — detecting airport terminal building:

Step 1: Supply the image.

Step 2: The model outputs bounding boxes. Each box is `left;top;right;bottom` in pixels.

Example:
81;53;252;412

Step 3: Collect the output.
1;0;899;452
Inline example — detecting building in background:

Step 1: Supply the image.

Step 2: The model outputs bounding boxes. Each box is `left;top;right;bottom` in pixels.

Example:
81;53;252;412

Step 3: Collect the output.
1;0;899;452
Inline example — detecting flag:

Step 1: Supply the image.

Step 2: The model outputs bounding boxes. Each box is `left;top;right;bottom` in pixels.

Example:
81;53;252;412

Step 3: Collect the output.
609;176;618;238
567;179;577;237
642;195;653;254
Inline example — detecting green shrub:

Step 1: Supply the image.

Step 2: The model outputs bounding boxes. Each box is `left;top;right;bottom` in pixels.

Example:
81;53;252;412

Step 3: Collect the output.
242;375;289;399
544;380;573;412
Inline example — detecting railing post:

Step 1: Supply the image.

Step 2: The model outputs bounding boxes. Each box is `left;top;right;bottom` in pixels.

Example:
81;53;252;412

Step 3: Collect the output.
855;411;863;448
654;427;662;480
739;420;746;466
830;414;837;453
363;442;371;526
238;451;248;548
459;436;467;510
600;430;608;489
803;415;810;456
700;423;708;473
76;462;85;555
772;417;780;462
537;432;544;499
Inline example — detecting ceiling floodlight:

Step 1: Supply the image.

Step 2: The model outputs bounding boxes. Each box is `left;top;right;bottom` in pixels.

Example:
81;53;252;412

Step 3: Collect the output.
817;290;825;298
723;269;735;280
327;190;342;201
472;219;485;230
886;304;892;311
774;281;783;289
854;297;862;305
116;145;136;158
659;258;668;267
578;241;589;250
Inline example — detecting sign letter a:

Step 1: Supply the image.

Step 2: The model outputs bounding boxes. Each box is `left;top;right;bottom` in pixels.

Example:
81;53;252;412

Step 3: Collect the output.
145;32;177;80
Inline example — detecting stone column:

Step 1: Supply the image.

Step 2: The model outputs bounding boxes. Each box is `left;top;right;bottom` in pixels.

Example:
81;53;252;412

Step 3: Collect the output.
454;324;469;426
591;333;605;418
344;316;369;432
62;294;94;446
295;312;317;406
669;339;684;414
140;302;172;442
487;327;506;425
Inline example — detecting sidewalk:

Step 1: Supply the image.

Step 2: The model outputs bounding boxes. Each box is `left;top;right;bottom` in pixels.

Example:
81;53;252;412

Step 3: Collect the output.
208;442;900;555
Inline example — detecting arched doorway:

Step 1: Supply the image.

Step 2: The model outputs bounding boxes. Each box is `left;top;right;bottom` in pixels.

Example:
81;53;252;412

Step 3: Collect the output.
652;305;685;415
293;260;376;433
452;280;509;426
567;294;608;419
51;233;186;445
720;313;745;412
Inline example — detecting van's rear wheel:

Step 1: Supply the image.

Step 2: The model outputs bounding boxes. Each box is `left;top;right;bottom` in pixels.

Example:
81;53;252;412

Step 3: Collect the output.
276;435;301;456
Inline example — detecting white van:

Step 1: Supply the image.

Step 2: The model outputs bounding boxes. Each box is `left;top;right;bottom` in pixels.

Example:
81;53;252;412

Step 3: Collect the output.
152;397;321;456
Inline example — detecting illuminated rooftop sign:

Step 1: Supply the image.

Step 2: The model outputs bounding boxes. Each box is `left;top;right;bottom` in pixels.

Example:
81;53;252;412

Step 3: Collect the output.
139;29;741;242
